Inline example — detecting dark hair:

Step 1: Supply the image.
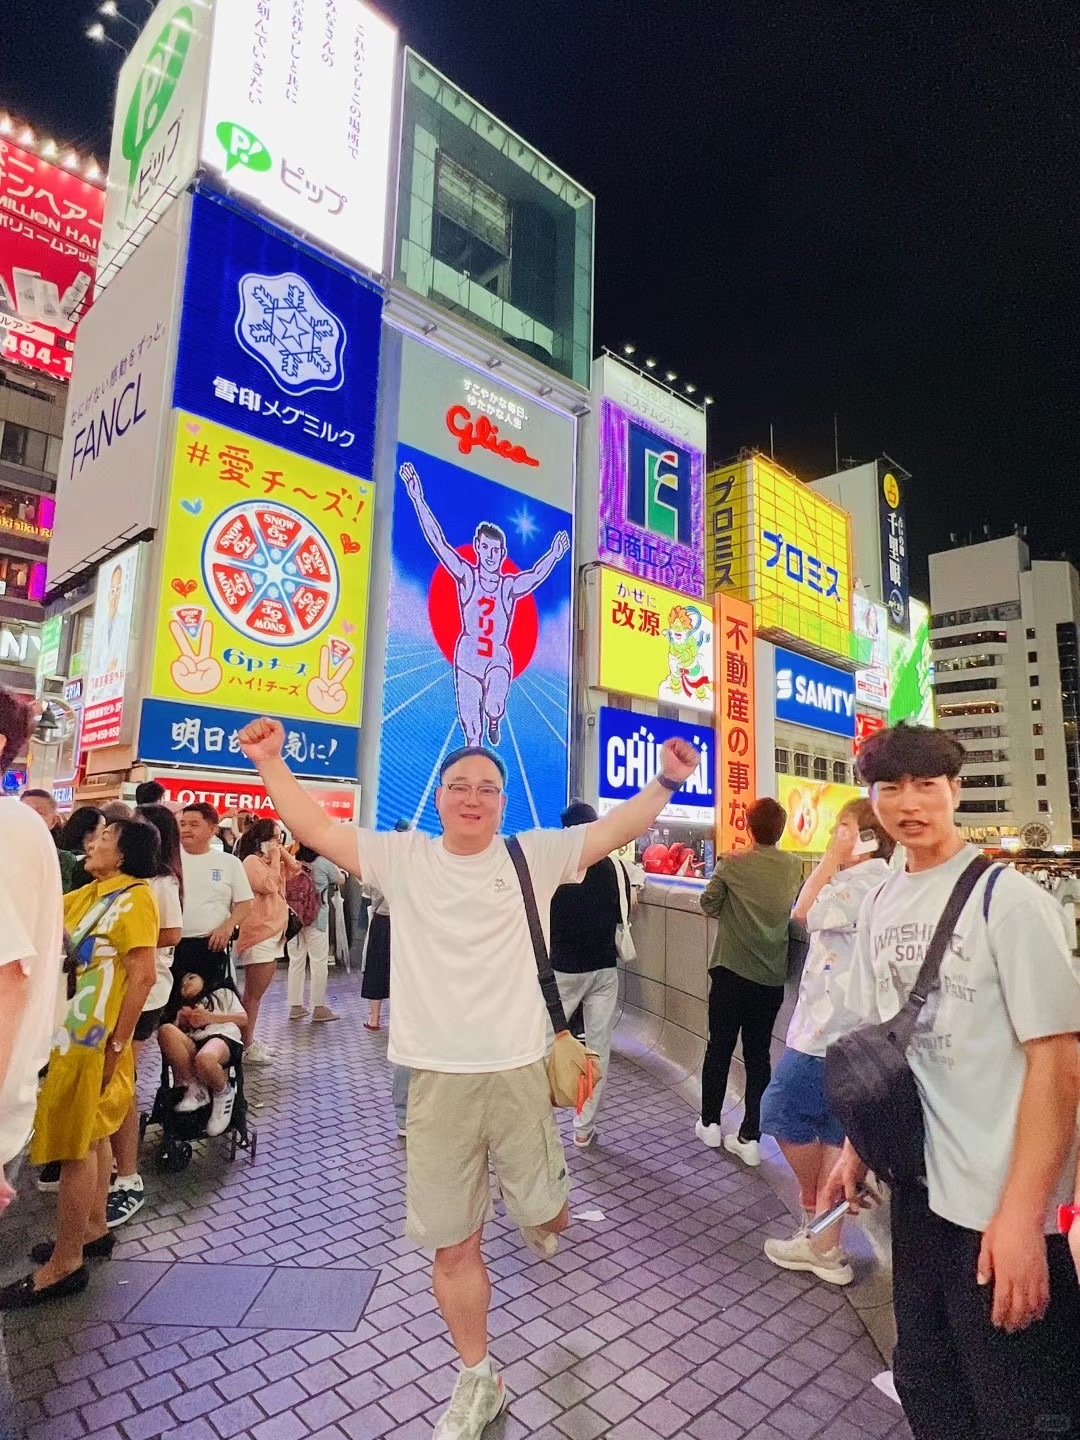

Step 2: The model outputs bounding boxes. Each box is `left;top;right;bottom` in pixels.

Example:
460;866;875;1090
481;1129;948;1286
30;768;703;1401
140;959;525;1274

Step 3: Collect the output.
474;522;507;548
135;781;165;805
109;818;162;880
182;801;220;827
101;799;134;823
296;844;319;864
439;746;508;785
561;800;598;827
21;787;54;804
58;805;105;854
837;797;896;862
0;686;34;774
856;723;965;785
747;797;788;847
137;803;185;906
238;818;279;860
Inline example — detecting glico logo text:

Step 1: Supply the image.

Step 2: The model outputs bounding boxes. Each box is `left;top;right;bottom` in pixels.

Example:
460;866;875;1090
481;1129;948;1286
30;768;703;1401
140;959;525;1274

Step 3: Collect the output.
445;406;540;468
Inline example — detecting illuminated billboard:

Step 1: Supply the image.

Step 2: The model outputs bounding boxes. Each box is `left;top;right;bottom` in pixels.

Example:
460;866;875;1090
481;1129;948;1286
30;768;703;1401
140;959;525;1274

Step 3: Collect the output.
888;597;935;727
377;338;576;834
141;411;374;779
201;0;398;276
174;191;383;480
598;568;714;713
597;708;715;824
778;775;864;855
597;399;705;597
83;544;140;750
879;460;910;633
0;139;104;379
716;593;757;853
706;454;856;662
853;594;889;711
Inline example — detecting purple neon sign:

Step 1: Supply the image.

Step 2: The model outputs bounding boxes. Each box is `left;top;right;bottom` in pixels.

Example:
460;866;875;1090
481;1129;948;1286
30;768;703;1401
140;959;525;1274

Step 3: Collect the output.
597;398;705;598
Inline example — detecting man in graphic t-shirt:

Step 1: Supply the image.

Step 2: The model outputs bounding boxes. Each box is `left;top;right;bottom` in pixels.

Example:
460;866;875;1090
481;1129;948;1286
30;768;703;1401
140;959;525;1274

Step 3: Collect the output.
238;715;700;1440
827;723;1080;1440
176;804;253;1001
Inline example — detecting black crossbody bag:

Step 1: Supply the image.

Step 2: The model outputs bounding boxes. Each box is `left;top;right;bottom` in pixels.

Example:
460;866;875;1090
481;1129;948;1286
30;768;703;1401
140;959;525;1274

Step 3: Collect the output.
823;855;1001;1185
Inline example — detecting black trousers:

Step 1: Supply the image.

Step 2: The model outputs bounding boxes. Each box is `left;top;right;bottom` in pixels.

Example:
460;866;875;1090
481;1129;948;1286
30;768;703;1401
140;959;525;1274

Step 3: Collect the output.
700;966;784;1136
891;1182;1080;1440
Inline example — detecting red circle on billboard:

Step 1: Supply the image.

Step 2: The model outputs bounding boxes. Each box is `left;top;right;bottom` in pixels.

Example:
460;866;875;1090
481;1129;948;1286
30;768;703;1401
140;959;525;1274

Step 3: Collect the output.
427;547;539;678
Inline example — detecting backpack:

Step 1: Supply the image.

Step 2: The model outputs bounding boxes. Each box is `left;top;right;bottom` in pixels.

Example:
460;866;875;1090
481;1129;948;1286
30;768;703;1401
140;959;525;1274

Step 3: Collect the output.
823;857;1004;1186
285;864;321;929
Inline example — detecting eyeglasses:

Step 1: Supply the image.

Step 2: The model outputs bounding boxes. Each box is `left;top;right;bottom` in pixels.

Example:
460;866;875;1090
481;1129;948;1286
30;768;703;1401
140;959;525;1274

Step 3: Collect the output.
445;782;503;801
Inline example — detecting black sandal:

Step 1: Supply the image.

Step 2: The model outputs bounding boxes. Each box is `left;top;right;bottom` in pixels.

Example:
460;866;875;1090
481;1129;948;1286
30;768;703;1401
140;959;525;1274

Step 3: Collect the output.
30;1232;115;1265
0;1266;89;1310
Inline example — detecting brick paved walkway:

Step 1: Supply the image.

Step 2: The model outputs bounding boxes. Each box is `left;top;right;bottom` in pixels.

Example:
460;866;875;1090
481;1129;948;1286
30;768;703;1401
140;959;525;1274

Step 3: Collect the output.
2;969;912;1440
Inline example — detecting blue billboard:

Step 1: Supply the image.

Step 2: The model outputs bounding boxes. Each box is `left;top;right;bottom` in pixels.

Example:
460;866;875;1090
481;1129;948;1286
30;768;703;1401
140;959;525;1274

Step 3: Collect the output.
774;646;856;738
138;698;358;780
173;189;383;480
598;708;715;824
376;443;573;835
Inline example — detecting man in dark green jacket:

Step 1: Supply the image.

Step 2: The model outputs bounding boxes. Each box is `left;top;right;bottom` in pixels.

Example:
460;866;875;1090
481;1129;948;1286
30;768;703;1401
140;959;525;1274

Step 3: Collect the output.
698;797;802;1166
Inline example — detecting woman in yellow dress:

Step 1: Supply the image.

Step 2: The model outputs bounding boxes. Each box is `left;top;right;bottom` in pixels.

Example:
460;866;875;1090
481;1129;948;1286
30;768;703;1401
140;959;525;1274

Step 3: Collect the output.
0;819;159;1309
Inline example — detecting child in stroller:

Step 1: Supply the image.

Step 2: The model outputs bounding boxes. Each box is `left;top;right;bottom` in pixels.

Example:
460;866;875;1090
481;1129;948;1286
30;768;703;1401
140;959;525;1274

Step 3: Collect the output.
156;961;249;1140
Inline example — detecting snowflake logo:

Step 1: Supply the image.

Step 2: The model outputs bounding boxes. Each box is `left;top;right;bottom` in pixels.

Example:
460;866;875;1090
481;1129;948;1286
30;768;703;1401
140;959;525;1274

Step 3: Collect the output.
234;270;347;396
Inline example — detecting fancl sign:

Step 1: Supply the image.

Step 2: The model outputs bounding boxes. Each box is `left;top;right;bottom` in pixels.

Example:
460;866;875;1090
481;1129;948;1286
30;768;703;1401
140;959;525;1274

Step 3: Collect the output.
774;646;856;738
598;707;715;824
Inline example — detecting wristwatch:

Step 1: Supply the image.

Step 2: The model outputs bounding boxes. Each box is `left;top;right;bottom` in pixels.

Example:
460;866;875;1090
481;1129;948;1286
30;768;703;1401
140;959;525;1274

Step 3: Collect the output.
657;773;682;792
1057;1203;1080;1234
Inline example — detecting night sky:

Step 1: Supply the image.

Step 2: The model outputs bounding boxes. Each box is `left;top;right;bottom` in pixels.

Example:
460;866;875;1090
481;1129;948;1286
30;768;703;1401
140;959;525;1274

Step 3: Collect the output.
3;0;1079;596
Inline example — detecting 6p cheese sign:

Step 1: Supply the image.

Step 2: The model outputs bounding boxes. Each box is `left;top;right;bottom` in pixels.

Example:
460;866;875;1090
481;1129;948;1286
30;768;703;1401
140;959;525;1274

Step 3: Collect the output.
148;412;374;739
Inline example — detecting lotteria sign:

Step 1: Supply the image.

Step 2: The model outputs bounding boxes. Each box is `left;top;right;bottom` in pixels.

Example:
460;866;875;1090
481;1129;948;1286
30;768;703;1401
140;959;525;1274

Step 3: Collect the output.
774;646;856;738
147;771;357;822
597;707;715;823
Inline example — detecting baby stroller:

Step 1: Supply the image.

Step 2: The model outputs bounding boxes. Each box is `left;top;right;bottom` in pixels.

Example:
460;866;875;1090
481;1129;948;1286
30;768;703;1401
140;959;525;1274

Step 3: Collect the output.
142;1045;258;1171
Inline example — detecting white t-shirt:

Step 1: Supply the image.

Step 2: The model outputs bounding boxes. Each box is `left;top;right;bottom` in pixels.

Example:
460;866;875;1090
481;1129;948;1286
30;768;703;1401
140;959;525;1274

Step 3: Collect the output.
0;799;65;1166
357;827;586;1072
786;858;891;1057
180;850;254;938
146;874;183;1011
188;987;243;1046
846;845;1080;1232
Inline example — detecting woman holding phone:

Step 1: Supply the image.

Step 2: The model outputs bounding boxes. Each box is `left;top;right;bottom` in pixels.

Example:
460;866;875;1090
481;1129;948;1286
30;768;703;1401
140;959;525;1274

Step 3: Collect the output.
759;799;894;1285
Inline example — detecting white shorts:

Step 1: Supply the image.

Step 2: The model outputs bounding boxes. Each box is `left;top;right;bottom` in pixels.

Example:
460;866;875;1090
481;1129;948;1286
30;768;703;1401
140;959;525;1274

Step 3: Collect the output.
235;933;283;967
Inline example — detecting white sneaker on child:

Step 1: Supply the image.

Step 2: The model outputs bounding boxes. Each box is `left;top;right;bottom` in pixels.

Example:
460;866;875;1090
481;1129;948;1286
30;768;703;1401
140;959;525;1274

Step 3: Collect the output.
206;1085;236;1137
175;1084;210;1113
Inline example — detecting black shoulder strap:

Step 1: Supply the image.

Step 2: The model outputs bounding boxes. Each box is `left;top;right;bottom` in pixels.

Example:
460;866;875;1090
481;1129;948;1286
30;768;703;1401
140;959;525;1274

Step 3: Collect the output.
909;855;993;1007
506;836;570;1034
982;864;1005;922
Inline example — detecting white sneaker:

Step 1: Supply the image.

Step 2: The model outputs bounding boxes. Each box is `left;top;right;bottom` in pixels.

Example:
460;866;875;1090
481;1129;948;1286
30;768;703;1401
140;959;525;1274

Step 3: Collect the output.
723;1133;761;1167
695;1120;724;1149
764;1233;854;1285
245;1041;273;1065
432;1369;507;1439
206;1085;236;1137
520;1224;560;1260
175;1083;210;1113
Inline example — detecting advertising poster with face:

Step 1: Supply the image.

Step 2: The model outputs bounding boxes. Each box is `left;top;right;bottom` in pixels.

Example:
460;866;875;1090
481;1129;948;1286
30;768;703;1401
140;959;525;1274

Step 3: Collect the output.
377;443;573;835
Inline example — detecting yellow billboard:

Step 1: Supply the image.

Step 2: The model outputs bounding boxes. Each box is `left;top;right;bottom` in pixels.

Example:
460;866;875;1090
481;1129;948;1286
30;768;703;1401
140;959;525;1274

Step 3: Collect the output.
777;775;864;855
706;454;856;662
150;413;374;728
597;566;714;712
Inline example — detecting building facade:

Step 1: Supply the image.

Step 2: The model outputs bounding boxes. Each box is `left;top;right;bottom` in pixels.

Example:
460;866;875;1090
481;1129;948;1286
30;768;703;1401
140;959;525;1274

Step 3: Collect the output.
929;535;1080;850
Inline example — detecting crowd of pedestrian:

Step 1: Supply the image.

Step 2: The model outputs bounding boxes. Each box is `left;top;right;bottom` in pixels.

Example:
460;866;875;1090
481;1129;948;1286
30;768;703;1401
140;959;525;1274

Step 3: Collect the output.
2;680;1080;1440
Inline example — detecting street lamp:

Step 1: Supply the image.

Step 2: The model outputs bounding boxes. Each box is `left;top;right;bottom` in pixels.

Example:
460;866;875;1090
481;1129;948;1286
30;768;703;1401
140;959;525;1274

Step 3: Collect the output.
99;1;141;32
86;21;128;50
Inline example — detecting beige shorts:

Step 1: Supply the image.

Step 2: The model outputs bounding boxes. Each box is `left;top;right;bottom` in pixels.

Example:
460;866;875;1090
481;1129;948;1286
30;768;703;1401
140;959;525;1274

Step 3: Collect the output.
405;1060;570;1252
